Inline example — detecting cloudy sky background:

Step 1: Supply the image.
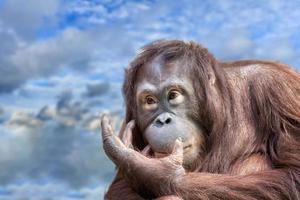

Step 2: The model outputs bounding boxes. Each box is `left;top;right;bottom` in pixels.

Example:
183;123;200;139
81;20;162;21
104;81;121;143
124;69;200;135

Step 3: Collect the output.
0;0;300;199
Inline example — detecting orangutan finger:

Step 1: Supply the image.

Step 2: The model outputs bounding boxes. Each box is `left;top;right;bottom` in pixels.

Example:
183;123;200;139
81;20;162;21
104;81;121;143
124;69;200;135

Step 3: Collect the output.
168;138;184;164
101;115;128;165
121;120;135;148
141;145;151;156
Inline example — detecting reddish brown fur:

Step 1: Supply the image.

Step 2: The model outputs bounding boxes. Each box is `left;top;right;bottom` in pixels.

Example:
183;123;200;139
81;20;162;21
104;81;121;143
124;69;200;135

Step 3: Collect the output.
105;40;300;199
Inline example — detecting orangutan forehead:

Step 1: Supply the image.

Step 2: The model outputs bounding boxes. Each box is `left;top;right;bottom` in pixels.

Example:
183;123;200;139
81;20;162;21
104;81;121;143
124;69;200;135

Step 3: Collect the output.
136;79;181;93
136;56;188;83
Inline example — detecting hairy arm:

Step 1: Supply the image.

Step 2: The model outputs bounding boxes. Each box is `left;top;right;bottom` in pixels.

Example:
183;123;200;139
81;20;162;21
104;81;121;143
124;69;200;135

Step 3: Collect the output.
118;153;299;199
107;157;299;200
105;172;144;200
173;169;299;200
101;115;300;199
105;176;182;200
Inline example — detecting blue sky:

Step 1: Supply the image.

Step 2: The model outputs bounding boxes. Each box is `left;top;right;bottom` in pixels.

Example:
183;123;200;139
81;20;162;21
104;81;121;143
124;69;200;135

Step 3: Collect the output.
0;0;299;199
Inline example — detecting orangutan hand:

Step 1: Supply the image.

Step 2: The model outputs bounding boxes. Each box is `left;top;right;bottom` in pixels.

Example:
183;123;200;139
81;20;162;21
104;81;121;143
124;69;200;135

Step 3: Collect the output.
101;115;185;197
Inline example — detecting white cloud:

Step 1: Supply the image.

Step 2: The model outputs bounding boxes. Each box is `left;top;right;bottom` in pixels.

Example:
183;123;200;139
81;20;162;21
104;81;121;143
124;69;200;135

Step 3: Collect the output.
0;88;125;197
0;0;59;39
1;0;300;93
0;182;107;200
0;25;135;93
1;109;116;190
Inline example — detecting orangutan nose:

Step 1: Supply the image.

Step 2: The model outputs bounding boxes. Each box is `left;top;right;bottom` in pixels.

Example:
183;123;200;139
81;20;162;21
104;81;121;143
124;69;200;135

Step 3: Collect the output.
154;113;172;127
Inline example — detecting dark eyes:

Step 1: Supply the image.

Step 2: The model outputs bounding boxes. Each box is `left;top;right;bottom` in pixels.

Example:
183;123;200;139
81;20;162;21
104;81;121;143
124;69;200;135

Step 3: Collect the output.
142;90;183;110
146;96;156;105
144;96;158;110
168;90;180;100
168;90;184;105
145;90;180;105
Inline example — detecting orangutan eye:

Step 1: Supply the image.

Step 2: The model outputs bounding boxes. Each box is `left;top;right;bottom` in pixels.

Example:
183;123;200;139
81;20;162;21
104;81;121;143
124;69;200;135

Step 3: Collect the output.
168;90;180;100
168;90;184;105
143;95;158;110
146;96;156;105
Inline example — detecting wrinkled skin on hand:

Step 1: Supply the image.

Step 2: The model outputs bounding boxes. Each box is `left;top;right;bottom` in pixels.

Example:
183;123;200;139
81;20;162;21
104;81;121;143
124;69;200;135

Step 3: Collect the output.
101;115;185;198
